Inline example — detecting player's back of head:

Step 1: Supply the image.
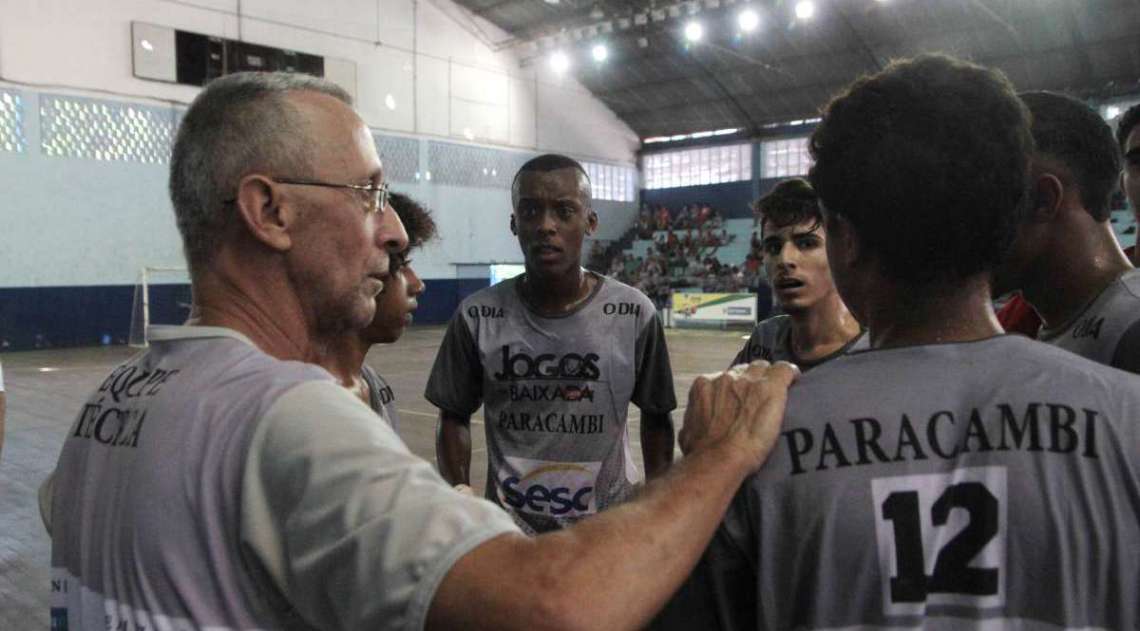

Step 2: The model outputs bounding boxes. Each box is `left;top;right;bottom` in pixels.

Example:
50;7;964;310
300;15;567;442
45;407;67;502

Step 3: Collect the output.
809;54;1033;286
1019;91;1120;221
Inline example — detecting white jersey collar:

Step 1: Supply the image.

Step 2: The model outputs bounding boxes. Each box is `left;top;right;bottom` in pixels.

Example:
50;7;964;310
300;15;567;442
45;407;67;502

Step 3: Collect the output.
147;325;257;348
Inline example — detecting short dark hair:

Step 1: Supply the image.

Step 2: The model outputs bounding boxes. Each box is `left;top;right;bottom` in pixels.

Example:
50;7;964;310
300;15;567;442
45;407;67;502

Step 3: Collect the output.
1020;91;1120;221
1116;103;1140;152
511;153;592;209
809;54;1032;285
388;192;437;250
755;178;821;233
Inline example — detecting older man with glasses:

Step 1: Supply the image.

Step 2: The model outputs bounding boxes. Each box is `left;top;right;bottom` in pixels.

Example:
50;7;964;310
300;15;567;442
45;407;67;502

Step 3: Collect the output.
39;71;797;631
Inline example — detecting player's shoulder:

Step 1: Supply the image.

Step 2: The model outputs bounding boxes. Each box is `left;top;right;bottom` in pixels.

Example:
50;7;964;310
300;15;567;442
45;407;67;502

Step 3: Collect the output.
456;277;519;322
592;275;658;318
747;314;792;340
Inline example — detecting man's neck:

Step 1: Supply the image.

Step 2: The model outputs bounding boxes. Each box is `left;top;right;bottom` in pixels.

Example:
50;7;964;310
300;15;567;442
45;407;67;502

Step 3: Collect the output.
787;295;862;360
1021;224;1133;329
864;275;1002;349
521;266;594;315
190;257;321;364
311;334;371;389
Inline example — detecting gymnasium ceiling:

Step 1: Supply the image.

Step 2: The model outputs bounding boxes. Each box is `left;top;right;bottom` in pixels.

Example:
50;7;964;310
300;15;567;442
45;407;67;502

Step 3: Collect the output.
452;0;1140;141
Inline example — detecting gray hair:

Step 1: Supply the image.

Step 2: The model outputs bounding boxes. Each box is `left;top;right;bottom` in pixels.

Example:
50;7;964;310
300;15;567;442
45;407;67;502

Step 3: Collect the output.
169;72;353;272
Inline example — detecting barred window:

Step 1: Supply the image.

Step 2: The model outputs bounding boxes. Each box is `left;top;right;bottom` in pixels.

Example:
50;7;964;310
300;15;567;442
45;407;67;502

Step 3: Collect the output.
643;143;751;190
760;136;812;179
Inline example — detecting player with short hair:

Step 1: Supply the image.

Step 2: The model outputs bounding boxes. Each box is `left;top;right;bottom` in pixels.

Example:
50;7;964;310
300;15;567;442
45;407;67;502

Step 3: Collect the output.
316;191;436;429
732;178;864;370
993;91;1140;374
430;153;678;534
656;54;1140;630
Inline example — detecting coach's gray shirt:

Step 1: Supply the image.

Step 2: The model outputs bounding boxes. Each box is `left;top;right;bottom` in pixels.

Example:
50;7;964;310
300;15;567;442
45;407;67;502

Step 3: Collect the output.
657;335;1140;630
1038;268;1140;374
730;314;868;370
426;273;677;534
45;326;518;631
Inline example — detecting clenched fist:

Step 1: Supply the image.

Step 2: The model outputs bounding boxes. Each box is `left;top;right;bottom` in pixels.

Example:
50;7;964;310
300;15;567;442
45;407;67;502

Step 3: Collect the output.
679;360;799;470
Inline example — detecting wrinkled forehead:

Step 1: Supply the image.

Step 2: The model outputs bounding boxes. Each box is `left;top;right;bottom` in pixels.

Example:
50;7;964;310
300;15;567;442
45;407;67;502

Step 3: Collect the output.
514;167;589;204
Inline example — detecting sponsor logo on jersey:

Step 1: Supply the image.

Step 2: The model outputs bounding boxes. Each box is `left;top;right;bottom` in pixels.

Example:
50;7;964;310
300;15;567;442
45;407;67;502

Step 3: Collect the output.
493;346;601;381
376;383;395;405
781;401;1101;476
497;456;601;517
603;302;641;317
507;383;595;402
467;305;505;319
497;410;605;434
1072;316;1104;340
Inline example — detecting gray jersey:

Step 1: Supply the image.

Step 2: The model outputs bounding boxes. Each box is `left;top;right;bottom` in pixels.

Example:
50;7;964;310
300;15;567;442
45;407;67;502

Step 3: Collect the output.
47;326;518;631
362;364;399;431
730;314;868;370
1039;268;1140;374
657;335;1140;630
426;274;677;534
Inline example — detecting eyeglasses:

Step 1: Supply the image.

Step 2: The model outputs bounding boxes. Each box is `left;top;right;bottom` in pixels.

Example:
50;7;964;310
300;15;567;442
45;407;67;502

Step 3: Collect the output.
225;177;390;215
273;177;390;215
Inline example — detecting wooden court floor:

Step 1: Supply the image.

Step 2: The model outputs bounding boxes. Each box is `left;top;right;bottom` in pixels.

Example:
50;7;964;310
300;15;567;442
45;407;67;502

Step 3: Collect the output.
0;325;749;627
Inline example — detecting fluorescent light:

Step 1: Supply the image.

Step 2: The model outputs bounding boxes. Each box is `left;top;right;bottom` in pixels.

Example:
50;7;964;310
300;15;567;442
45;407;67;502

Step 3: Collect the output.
738;8;759;32
550;51;571;73
140;39;154;52
713;128;739;135
644;136;670;143
592;44;608;62
691;131;715;138
384;94;397;110
38;367;59;373
795;0;815;20
670;134;688;140
684;21;704;42
1107;105;1122;119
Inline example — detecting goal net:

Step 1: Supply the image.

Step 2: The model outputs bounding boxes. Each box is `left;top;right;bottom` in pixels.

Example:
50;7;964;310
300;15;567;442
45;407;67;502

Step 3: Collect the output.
128;266;192;347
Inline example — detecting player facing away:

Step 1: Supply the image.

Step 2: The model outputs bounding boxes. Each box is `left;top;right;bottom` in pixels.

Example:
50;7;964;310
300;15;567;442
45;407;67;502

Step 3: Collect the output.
1118;103;1140;265
315;192;436;429
731;178;865;370
992;92;1140;374
429;153;677;534
654;54;1140;630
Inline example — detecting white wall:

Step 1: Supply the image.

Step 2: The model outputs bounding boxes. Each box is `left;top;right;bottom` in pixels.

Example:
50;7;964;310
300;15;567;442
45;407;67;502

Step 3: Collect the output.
0;0;640;288
0;0;639;162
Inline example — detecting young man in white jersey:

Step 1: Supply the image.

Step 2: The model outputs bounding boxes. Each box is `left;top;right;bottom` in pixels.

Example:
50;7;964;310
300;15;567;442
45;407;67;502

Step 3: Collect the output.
993;91;1140;373
656;54;1140;631
430;153;678;534
732;178;864;370
42;71;797;631
317;191;435;430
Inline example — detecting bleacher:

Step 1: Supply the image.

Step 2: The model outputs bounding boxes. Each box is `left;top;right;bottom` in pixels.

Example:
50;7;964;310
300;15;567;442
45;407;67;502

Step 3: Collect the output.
624;217;756;268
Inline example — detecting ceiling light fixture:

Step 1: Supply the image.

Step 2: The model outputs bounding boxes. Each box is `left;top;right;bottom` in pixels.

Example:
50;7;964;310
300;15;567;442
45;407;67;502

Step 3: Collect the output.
738;8;759;32
795;0;815;20
550;51;571;73
684;21;704;42
592;44;609;62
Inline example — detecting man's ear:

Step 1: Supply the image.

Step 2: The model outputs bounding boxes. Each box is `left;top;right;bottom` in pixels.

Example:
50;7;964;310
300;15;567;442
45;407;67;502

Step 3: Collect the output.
586;210;599;236
509;213;517;235
234;174;293;252
1029;171;1065;223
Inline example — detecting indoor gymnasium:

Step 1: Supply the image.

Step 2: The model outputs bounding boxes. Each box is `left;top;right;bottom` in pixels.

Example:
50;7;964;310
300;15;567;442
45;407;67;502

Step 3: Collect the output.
2;1;1140;630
